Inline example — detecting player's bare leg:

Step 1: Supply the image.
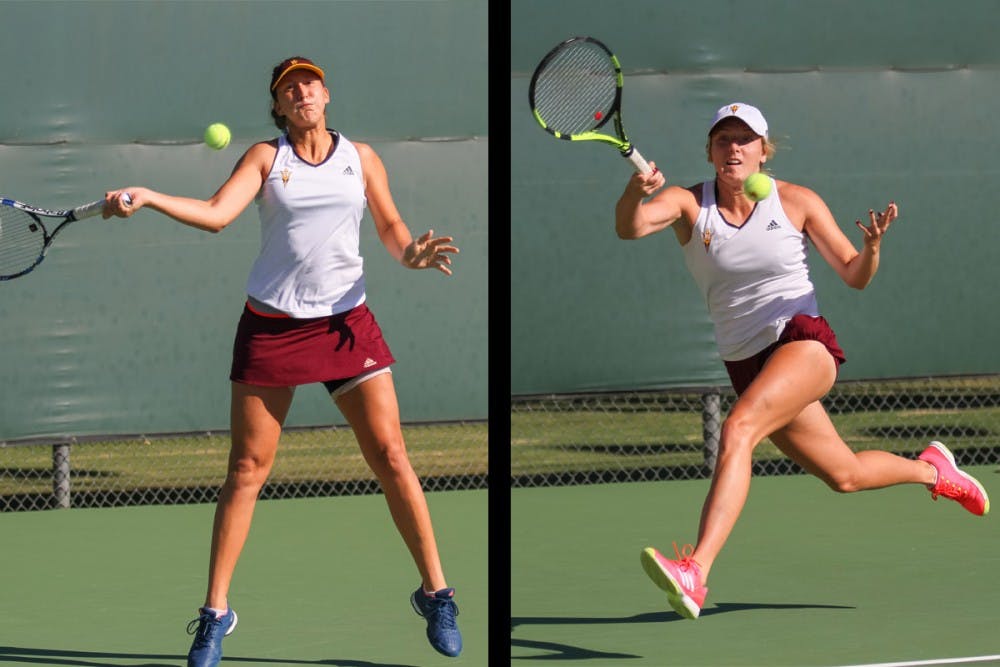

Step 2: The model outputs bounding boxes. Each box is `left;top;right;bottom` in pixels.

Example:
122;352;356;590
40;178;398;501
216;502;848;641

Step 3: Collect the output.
692;341;838;579
335;372;461;656
335;372;446;591
205;383;293;609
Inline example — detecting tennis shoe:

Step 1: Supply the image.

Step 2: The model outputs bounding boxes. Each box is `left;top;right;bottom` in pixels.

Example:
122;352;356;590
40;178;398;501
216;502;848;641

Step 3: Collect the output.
186;605;238;667
919;441;990;516
641;543;708;619
411;586;462;657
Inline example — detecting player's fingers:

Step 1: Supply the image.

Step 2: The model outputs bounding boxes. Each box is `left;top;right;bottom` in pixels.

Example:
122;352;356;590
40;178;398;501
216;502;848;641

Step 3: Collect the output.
877;206;895;233
867;209;883;236
427;235;456;248
883;201;898;225
103;190;129;218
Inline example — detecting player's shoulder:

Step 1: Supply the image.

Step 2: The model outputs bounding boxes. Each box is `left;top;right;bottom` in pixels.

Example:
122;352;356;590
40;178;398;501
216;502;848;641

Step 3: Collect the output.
231;140;278;174
244;139;280;159
351;139;376;157
775;179;830;221
351;141;386;173
775;180;821;203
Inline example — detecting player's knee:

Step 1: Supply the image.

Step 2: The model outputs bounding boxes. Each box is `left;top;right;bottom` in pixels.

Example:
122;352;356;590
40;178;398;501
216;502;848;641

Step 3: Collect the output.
719;411;761;457
823;470;861;494
364;438;412;479
226;454;271;490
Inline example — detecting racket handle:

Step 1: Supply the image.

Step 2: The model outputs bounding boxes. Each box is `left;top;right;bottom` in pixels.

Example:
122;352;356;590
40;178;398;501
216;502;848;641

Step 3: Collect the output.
72;193;132;220
622;146;652;174
71;199;108;220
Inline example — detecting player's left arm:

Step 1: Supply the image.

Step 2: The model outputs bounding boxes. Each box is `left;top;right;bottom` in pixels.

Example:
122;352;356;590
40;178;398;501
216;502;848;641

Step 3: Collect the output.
357;142;458;275
794;183;899;290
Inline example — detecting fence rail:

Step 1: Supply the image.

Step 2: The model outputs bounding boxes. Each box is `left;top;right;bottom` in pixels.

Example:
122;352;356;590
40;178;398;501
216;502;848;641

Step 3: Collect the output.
511;374;1000;487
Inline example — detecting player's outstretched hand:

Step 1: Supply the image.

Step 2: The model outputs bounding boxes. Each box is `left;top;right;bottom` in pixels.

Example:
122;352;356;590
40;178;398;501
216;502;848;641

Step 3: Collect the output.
855;201;898;250
403;230;459;275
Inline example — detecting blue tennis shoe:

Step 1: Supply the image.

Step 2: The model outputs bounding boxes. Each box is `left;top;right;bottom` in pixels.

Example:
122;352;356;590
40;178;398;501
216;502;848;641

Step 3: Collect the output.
187;605;238;667
410;586;462;657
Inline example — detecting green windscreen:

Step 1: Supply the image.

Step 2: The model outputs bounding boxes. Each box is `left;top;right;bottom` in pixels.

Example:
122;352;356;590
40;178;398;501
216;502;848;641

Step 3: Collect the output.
511;0;1000;395
0;1;487;440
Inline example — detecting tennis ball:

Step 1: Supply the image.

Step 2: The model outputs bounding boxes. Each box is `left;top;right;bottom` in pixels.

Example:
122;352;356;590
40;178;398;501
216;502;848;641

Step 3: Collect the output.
743;172;772;202
204;123;231;150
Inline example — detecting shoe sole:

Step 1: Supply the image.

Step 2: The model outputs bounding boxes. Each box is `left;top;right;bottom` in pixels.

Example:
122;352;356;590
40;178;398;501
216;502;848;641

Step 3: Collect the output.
640;548;701;619
928;442;990;515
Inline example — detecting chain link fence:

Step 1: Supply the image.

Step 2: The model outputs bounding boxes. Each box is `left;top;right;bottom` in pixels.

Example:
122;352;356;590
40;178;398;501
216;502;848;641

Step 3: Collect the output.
1;420;488;512
511;375;1000;487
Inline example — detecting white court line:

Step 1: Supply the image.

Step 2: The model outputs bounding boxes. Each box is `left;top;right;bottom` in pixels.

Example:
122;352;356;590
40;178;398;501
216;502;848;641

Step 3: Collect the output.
836;656;1000;667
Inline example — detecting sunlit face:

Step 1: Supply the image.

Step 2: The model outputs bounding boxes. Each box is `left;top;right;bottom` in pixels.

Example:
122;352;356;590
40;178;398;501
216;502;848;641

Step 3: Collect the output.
707;118;766;181
272;69;330;127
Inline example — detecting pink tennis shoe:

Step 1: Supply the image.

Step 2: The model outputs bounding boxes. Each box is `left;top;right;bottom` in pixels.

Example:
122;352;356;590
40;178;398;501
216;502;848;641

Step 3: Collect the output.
640;543;708;619
919;441;990;516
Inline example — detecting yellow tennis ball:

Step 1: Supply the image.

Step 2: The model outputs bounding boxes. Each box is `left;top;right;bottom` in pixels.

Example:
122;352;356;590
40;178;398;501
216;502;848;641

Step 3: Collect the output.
743;172;772;202
204;123;231;150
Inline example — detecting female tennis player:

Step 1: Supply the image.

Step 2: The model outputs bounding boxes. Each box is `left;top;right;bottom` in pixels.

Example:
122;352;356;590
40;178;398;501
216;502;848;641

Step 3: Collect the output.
615;102;990;621
105;57;462;664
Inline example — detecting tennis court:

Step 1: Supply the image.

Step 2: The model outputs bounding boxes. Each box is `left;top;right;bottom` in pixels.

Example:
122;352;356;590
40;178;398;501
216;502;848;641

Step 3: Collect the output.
511;474;999;666
0;489;487;666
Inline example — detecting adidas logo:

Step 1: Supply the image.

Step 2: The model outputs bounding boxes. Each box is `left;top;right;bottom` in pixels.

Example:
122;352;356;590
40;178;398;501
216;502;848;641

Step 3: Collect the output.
363;357;377;368
765;220;780;231
343;166;355;175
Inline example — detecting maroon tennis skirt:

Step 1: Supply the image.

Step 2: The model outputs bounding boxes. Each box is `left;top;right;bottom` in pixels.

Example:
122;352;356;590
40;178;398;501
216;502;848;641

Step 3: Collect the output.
230;302;395;387
723;314;846;395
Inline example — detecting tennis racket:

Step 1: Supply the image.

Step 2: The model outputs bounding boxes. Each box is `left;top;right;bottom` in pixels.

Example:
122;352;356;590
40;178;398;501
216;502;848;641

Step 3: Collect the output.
0;193;130;281
529;36;651;174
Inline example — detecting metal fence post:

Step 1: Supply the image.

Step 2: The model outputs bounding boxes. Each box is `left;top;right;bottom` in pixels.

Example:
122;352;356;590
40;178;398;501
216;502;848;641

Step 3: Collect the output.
701;391;721;472
52;443;71;509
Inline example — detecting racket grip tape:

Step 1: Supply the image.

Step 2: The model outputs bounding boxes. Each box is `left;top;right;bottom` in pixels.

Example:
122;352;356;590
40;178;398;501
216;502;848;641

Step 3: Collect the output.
622;146;652;174
71;193;133;221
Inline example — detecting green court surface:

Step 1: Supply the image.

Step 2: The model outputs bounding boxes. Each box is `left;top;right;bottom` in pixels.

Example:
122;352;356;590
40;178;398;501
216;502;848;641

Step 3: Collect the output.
512;471;1000;666
0;490;486;666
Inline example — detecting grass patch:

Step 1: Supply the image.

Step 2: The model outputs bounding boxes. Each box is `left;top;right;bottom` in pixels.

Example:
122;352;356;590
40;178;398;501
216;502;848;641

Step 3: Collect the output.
1;422;488;505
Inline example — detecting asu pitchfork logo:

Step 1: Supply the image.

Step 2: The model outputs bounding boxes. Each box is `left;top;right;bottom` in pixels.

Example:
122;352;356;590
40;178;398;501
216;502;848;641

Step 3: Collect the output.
281;169;292;188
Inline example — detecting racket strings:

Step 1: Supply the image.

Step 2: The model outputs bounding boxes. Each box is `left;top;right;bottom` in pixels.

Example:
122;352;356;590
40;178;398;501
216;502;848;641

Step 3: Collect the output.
533;42;618;136
0;208;46;278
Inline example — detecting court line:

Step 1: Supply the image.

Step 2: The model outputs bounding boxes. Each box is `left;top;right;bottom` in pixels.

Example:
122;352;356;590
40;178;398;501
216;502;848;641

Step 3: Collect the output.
836;655;1000;667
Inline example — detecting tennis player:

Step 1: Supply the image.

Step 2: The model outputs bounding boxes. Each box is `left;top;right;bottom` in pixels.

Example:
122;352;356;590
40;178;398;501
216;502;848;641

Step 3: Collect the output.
105;56;462;664
614;102;990;621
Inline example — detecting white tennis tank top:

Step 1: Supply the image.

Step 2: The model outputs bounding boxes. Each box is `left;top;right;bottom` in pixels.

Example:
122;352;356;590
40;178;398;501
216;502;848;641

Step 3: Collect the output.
681;178;819;361
246;131;367;317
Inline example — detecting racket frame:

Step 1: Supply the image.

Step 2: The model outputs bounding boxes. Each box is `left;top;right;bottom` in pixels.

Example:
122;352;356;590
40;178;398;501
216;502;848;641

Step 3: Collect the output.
0;197;108;281
528;36;650;173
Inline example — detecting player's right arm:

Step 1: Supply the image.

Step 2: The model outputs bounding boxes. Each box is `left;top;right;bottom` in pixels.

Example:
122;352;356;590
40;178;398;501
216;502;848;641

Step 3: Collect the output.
105;141;278;233
615;163;697;241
